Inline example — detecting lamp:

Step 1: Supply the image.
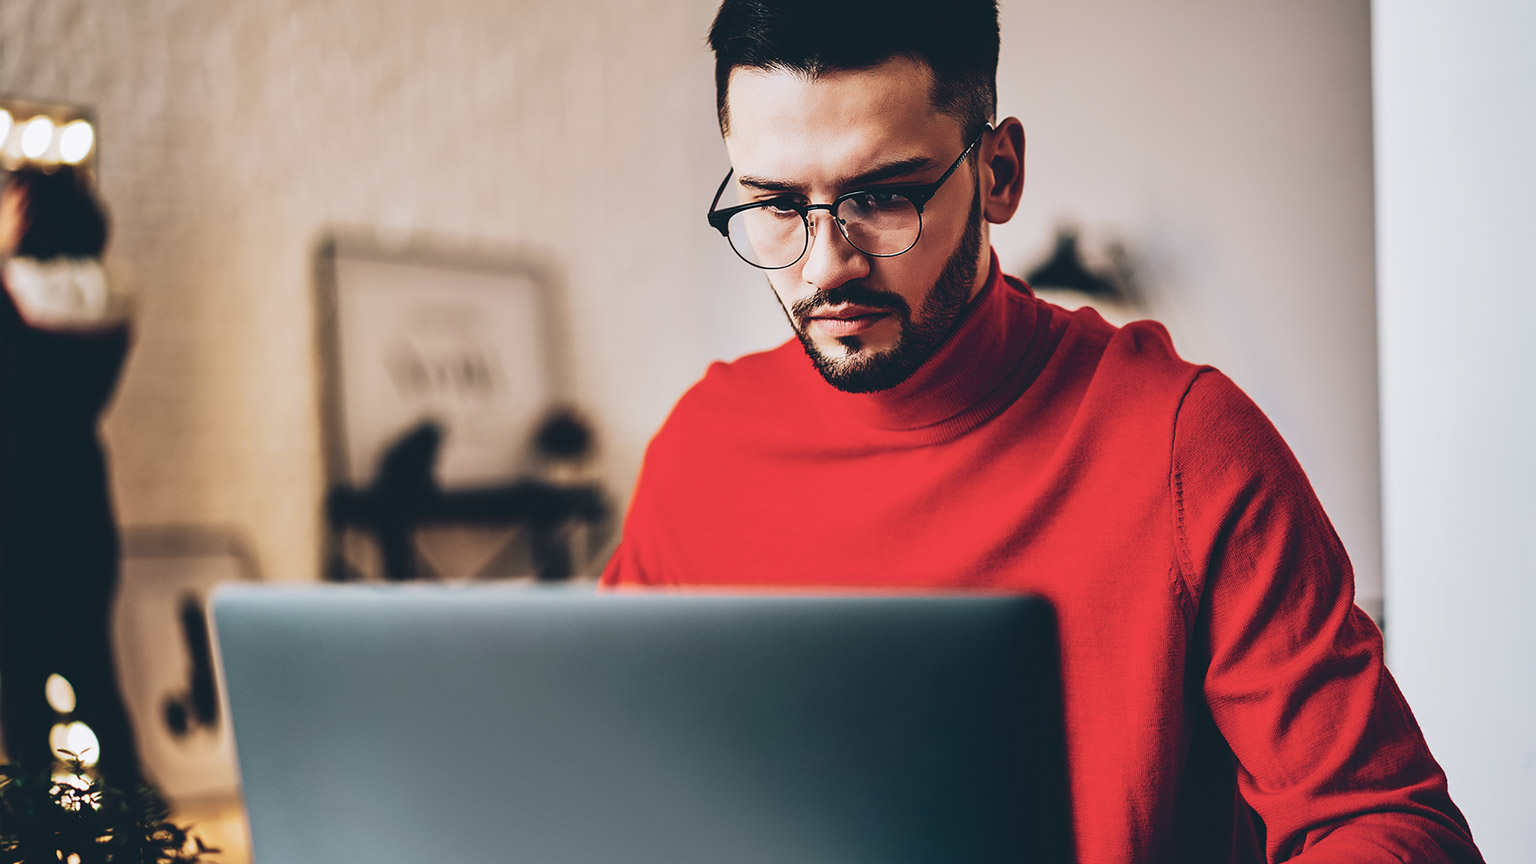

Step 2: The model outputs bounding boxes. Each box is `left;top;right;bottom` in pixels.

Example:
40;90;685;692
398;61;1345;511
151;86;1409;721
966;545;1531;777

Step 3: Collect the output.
1024;223;1146;326
0;97;97;175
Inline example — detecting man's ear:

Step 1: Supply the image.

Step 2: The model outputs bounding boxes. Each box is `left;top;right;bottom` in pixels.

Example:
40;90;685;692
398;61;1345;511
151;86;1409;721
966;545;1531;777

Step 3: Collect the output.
981;117;1026;225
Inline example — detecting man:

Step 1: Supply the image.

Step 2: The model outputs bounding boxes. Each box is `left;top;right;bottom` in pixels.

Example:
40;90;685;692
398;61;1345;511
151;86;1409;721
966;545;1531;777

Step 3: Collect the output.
601;2;1482;861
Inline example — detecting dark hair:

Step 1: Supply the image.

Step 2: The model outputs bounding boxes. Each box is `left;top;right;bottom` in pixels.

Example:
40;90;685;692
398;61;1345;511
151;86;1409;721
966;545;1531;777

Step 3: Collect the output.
708;0;999;137
6;166;109;260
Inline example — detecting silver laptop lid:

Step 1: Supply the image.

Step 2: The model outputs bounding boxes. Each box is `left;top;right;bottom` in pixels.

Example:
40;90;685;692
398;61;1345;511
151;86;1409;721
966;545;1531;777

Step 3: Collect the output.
212;585;1069;864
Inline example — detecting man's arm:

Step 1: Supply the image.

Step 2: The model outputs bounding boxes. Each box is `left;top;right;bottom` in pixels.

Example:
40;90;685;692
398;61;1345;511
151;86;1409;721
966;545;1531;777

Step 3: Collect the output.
1172;370;1481;863
600;530;653;588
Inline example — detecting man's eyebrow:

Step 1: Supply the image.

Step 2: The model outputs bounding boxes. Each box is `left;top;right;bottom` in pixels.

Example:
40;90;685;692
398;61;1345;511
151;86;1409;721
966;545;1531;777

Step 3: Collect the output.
736;155;940;194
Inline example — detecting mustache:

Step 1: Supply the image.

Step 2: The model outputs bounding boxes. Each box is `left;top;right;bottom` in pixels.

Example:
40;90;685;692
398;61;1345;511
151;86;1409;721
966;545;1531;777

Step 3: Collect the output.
789;282;911;324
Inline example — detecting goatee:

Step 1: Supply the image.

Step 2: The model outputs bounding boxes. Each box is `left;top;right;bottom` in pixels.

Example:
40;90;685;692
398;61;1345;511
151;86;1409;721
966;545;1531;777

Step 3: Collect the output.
788;188;982;394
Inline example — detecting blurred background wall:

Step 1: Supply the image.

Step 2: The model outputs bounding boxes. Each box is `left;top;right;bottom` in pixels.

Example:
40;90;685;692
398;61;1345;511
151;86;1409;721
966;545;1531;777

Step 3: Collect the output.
1;0;1383;610
994;1;1382;624
1375;2;1535;861
3;0;730;587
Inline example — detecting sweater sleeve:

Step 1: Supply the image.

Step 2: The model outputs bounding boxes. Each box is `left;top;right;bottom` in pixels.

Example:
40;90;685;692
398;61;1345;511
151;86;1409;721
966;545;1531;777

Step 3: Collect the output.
600;491;656;589
1172;370;1481;863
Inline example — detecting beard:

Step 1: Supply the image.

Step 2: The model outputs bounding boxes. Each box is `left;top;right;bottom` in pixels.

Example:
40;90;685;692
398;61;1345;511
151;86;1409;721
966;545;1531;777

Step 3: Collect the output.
782;186;983;394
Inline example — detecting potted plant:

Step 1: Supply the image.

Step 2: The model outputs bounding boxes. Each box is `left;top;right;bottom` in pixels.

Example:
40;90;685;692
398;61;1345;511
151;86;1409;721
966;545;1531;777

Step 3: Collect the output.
0;753;217;864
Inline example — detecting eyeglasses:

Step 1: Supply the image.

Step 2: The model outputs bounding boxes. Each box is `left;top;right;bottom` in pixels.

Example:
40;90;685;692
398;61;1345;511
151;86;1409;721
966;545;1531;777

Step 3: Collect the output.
706;125;990;270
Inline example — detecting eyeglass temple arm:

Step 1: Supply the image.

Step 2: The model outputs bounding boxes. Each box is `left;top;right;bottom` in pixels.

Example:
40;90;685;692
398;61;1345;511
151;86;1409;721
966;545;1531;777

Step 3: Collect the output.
908;124;991;213
706;170;735;235
706;122;987;227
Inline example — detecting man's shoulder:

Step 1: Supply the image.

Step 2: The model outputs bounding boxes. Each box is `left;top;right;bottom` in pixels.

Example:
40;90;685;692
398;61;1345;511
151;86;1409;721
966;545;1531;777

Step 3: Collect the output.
647;338;806;451
1039;297;1208;410
680;337;802;408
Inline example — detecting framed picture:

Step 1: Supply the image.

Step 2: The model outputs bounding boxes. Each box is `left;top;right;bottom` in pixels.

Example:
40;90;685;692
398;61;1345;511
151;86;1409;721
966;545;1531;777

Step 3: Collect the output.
113;525;259;807
315;234;574;582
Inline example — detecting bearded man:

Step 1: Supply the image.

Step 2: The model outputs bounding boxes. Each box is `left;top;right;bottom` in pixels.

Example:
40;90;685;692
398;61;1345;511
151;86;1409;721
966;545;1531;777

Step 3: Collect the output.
602;2;1482;862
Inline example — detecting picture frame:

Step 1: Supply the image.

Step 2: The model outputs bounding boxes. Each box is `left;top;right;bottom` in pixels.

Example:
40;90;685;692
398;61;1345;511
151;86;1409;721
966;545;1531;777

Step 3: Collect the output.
314;233;574;582
113;525;259;807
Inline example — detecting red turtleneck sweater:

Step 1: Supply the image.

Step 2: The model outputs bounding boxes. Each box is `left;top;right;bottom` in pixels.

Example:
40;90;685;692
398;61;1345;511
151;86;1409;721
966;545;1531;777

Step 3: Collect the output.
602;254;1481;864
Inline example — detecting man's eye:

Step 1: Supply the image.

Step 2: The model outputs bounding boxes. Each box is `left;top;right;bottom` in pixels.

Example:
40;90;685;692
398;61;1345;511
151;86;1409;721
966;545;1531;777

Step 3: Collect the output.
760;200;803;217
843;191;908;214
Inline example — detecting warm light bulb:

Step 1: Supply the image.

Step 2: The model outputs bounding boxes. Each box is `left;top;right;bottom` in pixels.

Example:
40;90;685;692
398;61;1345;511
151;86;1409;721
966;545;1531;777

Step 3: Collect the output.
46;673;78;713
59;120;94;165
49;722;71;759
49;720;101;766
20;116;55;159
0;109;13;147
65;722;100;766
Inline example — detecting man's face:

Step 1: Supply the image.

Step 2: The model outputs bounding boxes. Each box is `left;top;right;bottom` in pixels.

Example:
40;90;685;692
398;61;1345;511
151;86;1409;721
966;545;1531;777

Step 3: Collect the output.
722;57;989;393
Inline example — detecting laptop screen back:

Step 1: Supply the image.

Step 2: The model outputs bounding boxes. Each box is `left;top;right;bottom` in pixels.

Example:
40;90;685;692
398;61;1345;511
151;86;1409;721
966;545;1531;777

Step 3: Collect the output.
213;585;1071;864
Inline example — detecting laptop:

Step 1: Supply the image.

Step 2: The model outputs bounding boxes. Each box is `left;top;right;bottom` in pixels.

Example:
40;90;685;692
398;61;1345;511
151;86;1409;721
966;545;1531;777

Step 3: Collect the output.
211;584;1072;864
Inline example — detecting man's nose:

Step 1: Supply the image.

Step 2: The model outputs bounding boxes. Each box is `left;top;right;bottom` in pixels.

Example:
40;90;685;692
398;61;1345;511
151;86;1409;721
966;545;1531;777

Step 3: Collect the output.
798;210;869;293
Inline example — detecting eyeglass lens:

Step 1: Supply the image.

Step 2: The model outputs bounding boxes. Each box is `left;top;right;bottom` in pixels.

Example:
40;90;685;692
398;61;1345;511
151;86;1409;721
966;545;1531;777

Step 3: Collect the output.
726;193;921;269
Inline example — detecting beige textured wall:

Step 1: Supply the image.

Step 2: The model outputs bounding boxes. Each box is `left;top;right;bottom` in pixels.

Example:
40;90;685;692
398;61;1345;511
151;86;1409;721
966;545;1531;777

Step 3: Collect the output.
4;1;1378;603
4;0;731;583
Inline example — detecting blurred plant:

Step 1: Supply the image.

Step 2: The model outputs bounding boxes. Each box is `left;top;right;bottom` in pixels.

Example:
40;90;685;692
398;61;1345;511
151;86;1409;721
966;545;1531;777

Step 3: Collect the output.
0;752;217;864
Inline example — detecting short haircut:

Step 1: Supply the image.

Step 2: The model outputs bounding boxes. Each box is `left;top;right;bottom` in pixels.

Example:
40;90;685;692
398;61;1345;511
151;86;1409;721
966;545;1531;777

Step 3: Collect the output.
708;0;1000;137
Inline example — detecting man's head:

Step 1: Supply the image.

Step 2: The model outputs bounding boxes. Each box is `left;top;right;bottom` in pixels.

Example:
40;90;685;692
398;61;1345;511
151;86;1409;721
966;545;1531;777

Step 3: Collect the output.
708;1;1024;392
709;0;1000;139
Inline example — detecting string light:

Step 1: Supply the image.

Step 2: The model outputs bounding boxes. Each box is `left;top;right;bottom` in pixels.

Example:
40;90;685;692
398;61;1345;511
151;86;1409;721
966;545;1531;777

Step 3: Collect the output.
20;115;55;160
59;120;94;165
0;101;95;170
46;673;78;713
48;721;101;767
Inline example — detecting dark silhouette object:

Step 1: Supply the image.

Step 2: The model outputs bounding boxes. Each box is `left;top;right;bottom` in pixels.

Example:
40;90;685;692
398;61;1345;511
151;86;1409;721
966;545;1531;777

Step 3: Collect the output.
9;166;109;260
0;166;146;790
534;407;595;461
1024;227;1123;297
162;593;220;738
359;422;443;582
325;418;610;582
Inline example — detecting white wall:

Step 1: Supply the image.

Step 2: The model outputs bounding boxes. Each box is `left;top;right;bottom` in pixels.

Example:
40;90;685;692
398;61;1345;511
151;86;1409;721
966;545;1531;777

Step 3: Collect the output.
3;0;1380;618
1374;2;1536;859
993;0;1383;616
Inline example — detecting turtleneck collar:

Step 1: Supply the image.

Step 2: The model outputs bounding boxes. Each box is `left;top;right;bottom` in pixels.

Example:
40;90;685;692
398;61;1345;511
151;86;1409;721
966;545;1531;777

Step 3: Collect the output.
805;248;1054;444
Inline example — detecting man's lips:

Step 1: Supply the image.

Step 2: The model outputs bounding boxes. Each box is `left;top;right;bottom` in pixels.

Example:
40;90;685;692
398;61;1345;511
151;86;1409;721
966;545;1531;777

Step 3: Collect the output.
807;304;889;321
804;305;892;337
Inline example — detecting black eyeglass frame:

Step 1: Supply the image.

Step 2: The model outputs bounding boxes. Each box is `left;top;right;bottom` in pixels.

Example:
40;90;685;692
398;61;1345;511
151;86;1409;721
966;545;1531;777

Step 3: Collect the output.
706;124;992;270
